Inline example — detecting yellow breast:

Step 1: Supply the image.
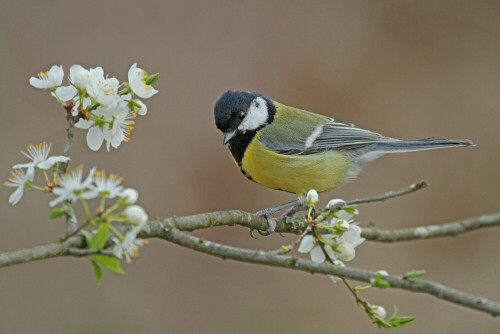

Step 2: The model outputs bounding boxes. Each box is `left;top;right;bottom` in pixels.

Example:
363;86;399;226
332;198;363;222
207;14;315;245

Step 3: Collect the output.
240;135;350;195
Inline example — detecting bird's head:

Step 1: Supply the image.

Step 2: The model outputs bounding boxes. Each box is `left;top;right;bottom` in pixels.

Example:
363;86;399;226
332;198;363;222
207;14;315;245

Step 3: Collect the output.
214;90;276;144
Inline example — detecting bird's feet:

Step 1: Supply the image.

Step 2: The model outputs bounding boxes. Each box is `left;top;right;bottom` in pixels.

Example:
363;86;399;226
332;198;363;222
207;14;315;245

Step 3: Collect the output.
250;199;308;238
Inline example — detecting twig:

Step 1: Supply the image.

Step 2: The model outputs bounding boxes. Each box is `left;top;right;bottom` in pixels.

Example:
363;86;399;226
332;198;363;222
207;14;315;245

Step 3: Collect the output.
361;212;500;242
56;107;77;177
347;181;428;205
67;248;114;257
56;109;77;236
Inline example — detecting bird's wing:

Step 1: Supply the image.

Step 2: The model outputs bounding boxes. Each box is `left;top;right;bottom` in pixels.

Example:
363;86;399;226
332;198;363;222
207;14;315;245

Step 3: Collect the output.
259;103;397;155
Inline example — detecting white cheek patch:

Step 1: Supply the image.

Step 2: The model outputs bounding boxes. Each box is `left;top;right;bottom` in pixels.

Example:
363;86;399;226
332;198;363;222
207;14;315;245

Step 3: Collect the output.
305;124;323;149
238;96;268;132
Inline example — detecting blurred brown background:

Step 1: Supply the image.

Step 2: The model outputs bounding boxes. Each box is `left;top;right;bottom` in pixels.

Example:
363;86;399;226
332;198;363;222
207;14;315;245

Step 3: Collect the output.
1;0;499;333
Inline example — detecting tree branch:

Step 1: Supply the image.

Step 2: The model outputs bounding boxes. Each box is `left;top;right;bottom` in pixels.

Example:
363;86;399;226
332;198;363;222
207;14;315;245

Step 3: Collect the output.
2;210;499;268
361;212;500;242
148;223;500;317
2;211;500;316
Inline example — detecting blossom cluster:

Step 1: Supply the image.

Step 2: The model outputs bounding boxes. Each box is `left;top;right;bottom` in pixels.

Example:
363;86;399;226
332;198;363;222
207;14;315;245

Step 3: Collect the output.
29;63;158;151
49;166;149;263
4;142;69;205
299;191;365;265
4;142;148;264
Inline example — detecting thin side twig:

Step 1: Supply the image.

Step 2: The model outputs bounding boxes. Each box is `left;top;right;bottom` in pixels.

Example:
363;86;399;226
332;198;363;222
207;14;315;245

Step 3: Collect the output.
361;212;500;242
347;181;428;205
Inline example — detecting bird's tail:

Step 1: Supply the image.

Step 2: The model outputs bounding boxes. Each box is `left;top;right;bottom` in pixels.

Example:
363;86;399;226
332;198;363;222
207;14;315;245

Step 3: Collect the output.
371;138;475;154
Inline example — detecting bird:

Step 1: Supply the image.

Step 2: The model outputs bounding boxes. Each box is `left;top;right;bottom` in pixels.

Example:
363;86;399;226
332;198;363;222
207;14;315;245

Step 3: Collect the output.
214;90;474;235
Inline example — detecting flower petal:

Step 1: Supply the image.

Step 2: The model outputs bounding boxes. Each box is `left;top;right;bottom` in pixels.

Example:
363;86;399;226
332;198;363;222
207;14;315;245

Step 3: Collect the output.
52;85;78;101
298;235;315;253
8;187;24;205
310;246;325;263
86;127;104;151
75;119;94;129
48;65;64;86
29;77;49;89
38;156;70;169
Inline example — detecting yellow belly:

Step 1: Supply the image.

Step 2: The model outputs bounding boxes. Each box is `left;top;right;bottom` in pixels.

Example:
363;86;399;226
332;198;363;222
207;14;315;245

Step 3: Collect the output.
240;138;350;194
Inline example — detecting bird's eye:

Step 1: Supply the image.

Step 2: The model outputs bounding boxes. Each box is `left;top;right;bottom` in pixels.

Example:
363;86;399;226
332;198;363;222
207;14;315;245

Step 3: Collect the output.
237;111;246;120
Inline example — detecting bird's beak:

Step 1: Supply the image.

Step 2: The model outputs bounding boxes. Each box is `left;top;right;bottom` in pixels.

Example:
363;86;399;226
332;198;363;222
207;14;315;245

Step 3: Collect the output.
223;131;236;145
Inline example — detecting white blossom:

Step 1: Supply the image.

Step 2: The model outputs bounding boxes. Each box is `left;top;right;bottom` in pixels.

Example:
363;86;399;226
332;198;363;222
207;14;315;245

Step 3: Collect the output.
69;64;90;89
124;205;148;225
128;63;158;99
298;235;335;263
121;188;138;204
112;222;147;263
86;67;121;107
86;171;124;199
50;167;96;206
338;224;365;248
29;65;64;89
299;220;365;263
75;98;135;151
306;189;319;208
3;168;34;205
371;305;387;319
13;142;70;170
104;106;135;150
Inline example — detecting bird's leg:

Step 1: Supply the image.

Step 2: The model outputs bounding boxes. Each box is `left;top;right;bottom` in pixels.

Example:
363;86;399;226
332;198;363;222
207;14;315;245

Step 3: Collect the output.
250;198;307;237
254;199;301;217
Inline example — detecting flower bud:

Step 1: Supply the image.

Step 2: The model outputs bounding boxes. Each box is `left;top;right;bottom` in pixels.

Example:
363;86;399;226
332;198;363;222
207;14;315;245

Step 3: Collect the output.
371;305;386;319
306;189;319;208
70;64;90;89
136;100;147;115
124;205;148;224
327;198;345;209
376;270;389;276
337;242;355;261
121;188;138;204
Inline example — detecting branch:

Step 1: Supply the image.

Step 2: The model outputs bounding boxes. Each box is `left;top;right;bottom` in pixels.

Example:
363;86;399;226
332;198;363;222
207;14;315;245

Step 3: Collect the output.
163;210;500;243
147;223;500;317
2;211;499;268
0;235;83;267
1;212;500;316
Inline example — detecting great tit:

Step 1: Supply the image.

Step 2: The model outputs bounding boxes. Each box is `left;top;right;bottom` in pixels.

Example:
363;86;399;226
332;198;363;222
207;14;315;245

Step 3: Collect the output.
214;90;473;230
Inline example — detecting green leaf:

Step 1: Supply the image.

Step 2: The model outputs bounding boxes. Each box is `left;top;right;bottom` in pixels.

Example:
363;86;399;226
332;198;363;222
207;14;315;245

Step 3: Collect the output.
404;270;426;278
343;205;358;215
144;73;159;85
91;259;103;284
372;273;390;289
388;316;416;328
49;208;64;219
372;317;392;329
92;255;125;274
88;224;109;250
